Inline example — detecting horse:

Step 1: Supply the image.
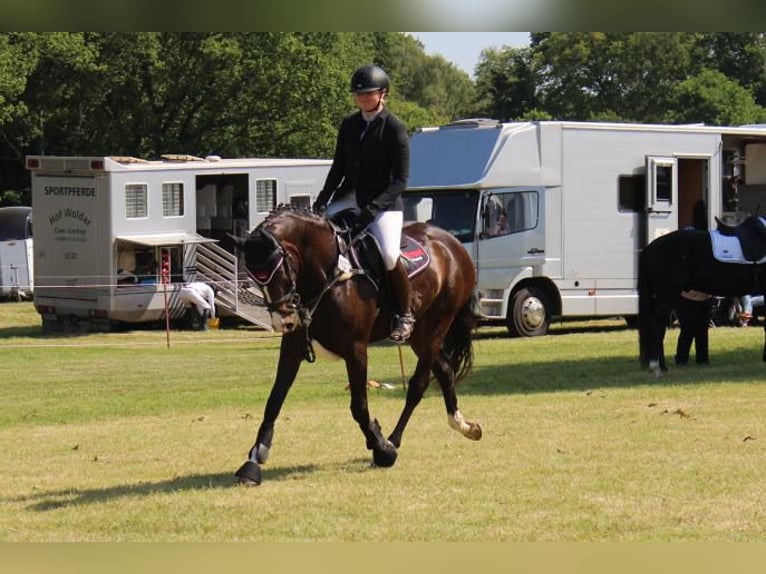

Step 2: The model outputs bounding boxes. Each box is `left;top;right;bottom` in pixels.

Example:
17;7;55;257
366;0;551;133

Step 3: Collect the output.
231;205;483;485
638;223;766;376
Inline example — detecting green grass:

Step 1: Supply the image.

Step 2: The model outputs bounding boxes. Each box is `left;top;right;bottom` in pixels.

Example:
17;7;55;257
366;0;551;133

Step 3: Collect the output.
1;302;765;541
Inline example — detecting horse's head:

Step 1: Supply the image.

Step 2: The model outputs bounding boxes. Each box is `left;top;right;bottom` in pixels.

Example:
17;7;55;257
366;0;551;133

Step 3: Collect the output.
232;207;336;334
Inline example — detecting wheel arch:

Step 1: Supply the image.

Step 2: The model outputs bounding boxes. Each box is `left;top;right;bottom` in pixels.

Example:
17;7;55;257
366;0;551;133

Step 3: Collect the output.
506;276;561;319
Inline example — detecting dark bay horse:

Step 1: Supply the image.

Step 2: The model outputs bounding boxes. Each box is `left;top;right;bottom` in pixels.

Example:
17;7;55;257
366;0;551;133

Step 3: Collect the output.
638;226;766;376
231;206;482;485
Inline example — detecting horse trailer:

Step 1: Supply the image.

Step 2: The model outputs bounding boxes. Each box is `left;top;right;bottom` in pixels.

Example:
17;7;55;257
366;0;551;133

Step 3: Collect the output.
27;154;331;331
403;119;766;336
0;206;33;301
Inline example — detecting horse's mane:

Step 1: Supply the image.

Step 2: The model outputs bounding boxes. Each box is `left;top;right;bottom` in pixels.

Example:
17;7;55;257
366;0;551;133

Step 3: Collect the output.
263;204;326;226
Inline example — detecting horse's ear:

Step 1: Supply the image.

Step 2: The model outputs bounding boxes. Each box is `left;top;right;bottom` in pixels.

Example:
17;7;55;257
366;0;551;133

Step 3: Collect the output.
228;233;247;251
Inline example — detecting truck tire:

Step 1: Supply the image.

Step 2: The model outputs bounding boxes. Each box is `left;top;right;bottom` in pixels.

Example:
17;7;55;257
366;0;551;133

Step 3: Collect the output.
507;286;550;337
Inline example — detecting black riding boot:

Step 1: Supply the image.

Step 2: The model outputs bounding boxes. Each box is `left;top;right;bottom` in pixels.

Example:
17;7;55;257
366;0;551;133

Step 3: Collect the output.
387;259;415;343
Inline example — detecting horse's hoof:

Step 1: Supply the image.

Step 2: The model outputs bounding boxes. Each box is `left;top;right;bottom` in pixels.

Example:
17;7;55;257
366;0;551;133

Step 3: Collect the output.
467;422;483;441
235;460;262;486
372;443;398;468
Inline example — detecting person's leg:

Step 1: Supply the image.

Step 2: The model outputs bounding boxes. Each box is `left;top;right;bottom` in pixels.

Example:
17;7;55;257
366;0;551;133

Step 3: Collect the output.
740;295;753;326
370;210;414;343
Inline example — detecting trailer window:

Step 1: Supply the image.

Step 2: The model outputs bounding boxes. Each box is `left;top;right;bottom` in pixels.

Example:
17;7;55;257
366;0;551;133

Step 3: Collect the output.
289;194;311;210
125;184;148;218
162;182;184;217
255;179;277;213
618;175;645;212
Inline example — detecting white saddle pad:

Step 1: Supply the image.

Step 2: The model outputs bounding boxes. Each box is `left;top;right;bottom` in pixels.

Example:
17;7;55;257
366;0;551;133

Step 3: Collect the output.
710;230;766;264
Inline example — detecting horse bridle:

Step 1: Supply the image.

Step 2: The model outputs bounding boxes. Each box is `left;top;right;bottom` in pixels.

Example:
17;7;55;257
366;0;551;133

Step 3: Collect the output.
247;228;303;316
247;226;354;363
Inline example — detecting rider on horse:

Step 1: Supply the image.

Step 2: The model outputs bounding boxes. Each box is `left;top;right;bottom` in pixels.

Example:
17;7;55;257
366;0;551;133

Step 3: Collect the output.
313;64;414;343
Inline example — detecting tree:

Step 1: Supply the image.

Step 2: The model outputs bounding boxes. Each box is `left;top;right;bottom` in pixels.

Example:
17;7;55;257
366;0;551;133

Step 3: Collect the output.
530;32;699;122
474;46;538;120
667;69;766;125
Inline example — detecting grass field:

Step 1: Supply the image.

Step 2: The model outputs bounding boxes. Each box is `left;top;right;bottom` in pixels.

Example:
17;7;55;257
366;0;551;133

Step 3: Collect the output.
1;301;765;541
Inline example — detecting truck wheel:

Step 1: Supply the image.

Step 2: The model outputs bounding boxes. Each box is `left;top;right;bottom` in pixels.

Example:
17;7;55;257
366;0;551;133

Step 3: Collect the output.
507;286;550;337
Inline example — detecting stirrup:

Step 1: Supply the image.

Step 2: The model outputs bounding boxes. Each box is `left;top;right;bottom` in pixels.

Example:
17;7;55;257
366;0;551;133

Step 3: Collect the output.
389;313;415;343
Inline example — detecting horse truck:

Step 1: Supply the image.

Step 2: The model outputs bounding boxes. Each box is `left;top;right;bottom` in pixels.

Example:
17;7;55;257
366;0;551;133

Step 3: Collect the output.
27;154;331;331
403;119;766;336
0;206;34;301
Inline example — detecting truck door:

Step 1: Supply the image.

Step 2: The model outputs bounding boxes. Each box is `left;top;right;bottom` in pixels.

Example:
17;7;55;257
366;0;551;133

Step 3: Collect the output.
476;189;545;320
644;156;678;245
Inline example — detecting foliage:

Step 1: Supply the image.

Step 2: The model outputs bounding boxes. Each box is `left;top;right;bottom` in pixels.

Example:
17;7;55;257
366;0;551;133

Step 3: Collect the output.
0;32;475;203
668;69;766;125
5;32;766;205
474;32;766;124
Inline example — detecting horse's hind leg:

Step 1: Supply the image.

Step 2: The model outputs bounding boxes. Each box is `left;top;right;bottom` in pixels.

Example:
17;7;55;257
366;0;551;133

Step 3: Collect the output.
431;353;482;441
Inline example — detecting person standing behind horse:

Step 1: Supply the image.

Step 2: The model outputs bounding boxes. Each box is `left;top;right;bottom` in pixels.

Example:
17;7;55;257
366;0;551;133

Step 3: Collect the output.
312;64;414;343
675;199;711;365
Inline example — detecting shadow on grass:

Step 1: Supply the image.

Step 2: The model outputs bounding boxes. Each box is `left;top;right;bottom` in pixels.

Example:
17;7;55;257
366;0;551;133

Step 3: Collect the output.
462;345;766;396
367;341;766;399
15;463;324;511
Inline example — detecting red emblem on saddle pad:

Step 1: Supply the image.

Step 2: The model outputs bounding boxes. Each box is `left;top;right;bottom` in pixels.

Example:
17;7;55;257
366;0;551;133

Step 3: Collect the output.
401;240;430;279
403;247;426;262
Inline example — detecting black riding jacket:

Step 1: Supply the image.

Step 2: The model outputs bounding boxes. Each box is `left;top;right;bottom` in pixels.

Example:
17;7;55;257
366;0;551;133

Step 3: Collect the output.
317;107;410;214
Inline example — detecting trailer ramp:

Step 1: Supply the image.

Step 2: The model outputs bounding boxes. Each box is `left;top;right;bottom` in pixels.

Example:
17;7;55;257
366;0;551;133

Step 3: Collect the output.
195;242;273;330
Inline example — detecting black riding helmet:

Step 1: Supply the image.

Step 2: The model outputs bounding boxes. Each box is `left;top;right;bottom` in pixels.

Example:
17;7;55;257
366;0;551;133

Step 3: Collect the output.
350;64;390;94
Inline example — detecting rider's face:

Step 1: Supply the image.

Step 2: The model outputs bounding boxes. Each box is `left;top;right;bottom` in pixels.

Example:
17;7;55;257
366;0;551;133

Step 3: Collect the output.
354;89;384;113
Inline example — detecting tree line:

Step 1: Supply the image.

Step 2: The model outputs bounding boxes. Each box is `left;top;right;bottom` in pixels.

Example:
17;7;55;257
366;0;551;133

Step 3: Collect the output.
2;32;766;205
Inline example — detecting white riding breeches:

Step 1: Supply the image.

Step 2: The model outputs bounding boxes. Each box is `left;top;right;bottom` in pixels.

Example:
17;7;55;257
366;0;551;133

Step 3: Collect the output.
369;210;403;271
326;192;403;271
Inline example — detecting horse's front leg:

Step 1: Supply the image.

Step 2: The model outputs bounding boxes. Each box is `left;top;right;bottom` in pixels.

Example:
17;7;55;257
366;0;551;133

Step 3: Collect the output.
387;354;432;448
345;342;398;468
235;331;305;485
647;302;671;377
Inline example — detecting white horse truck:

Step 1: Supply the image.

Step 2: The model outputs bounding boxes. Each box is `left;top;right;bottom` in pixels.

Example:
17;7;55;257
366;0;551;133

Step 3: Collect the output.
0;206;34;301
403;119;766;336
28;154;331;331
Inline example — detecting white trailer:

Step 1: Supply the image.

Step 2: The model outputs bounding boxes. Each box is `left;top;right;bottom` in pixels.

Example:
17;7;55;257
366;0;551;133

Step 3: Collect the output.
404;119;766;336
27;154;331;331
0;206;33;301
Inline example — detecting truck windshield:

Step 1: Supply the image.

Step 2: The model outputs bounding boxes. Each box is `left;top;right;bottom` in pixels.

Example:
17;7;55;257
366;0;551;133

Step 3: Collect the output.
403;190;478;243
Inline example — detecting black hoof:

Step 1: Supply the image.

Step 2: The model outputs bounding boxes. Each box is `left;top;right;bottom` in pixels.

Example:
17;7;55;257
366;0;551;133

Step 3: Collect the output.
235;460;262;485
372;444;398;468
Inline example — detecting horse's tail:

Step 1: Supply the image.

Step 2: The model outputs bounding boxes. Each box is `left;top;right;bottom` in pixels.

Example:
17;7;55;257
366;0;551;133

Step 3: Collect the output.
443;291;479;384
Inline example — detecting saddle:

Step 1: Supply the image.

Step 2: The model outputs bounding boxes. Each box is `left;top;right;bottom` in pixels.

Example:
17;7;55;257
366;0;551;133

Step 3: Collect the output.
329;213;430;290
714;215;766;262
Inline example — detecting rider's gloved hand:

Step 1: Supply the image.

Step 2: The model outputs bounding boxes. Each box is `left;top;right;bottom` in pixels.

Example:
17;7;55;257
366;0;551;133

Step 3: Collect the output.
359;207;375;226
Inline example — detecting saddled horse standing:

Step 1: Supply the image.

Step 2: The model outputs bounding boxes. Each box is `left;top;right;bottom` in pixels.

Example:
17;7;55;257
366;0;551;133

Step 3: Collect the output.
231;206;482;485
638;215;766;375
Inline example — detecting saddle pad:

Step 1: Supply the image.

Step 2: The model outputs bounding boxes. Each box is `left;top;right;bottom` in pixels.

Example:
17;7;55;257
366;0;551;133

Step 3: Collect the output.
401;236;430;279
710;230;766;264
